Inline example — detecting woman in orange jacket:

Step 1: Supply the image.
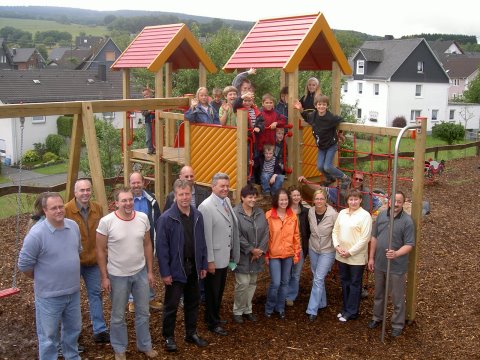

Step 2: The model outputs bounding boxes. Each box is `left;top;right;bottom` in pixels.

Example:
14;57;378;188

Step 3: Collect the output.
264;189;301;319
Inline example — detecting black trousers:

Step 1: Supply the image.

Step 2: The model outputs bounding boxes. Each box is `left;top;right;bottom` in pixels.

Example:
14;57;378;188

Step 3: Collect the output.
204;266;228;329
162;268;200;338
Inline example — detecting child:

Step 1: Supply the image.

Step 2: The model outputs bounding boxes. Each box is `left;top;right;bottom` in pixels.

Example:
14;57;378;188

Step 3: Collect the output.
185;87;220;124
254;93;286;155
274;127;287;174
300;77;322;113
219;86;238;126
210;87;223;115
141;87;156;154
294;94;348;185
275;86;289;122
254;144;285;195
232;67;256;95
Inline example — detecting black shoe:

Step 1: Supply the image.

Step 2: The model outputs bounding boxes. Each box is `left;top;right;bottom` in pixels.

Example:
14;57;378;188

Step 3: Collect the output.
278;312;286;320
185;333;208;347
368;320;381;329
307;314;317;322
209;326;228;336
244;313;257;322
233;315;244;324
391;328;403;337
265;312;272;318
93;331;110;343
164;337;177;352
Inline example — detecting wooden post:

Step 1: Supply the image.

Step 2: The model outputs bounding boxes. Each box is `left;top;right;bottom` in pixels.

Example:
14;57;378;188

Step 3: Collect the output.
184;120;191;166
287;68;300;186
331;61;342;115
236;109;248;202
154;71;165;206
406;116;427;323
165;62;174;194
82;102;108;214
122;69;132;187
165;62;172;97
65;114;83;202
199;63;207;88
156;66;164;98
280;70;287;90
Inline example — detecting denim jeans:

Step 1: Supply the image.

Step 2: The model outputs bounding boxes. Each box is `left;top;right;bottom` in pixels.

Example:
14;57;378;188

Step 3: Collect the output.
306;250;335;315
35;291;81;360
317;143;345;179
109;267;152;353
128;287;155;303
286;250;305;302
145;121;153;152
81;264;108;335
260;173;285;195
265;257;293;314
338;262;365;317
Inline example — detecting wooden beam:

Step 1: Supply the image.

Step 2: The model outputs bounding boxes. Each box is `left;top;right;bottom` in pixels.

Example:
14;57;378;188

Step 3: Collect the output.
337;123;415;137
236;109;248;202
199;63;207;88
406;116;427;323
288;68;300;186
154;72;165;206
65;114;83;202
331;61;341;115
122;69;132;186
82;102;108;214
165;62;172;97
0;102;82;118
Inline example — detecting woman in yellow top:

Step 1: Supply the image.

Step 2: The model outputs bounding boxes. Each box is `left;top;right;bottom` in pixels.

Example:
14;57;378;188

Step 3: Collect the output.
264;189;300;319
332;189;372;322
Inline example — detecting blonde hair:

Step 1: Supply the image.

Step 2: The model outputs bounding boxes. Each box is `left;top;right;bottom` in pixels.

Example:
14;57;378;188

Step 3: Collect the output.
195;87;208;98
304;77;322;97
313;188;328;201
262;93;275;104
223;85;237;97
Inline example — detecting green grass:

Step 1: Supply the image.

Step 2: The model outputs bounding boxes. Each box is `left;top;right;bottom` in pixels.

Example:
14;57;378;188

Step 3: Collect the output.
0;17;109;38
0;175;9;184
32;162;68;175
0;191;66;219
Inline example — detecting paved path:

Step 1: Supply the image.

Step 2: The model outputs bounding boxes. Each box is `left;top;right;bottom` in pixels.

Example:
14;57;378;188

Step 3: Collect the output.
0;166;70;188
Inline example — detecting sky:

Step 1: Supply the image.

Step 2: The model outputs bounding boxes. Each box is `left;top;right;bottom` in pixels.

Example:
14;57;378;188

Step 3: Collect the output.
9;0;480;42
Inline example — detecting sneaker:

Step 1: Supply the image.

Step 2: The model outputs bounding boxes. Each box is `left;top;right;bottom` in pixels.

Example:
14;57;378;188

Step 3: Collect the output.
337;312;343;319
115;352;126;360
149;300;163;310
285;300;294;307
179;296;184;308
368;320;381;329
142;349;159;358
128;302;135;313
93;331;110;343
391;328;403;337
233;315;244;324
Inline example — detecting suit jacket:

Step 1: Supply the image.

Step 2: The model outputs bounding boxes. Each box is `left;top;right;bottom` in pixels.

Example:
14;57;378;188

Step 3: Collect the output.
198;194;240;268
163;185;211;212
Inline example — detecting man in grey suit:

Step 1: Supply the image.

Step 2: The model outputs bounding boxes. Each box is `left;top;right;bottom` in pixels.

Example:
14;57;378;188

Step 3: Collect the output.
198;172;240;336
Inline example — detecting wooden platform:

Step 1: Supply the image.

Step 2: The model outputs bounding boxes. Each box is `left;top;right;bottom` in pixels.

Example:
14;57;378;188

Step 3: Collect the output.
130;147;185;165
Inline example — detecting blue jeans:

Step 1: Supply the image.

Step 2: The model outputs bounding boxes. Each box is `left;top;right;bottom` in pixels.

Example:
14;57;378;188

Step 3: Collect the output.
145;121;153;152
306;250;335;315
317;143;345;179
35;291;81;360
109;267;152;354
81;264;108;335
260;173;285;195
265;257;293;314
286;250;305;302
338;262;365;317
129;287;155;303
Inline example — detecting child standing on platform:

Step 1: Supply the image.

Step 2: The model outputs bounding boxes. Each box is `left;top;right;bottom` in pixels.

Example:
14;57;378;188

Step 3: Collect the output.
254;93;286;156
185;87;220;124
210;88;223;115
300;77;322;113
219;86;238;126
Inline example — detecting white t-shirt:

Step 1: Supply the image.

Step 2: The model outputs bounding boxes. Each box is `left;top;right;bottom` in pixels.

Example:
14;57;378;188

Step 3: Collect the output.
97;211;150;276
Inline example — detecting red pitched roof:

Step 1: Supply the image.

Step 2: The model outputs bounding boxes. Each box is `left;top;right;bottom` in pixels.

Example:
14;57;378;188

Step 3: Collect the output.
223;13;351;75
111;24;216;73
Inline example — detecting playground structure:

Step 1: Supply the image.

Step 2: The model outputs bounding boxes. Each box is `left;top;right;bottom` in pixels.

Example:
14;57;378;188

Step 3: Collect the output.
0;13;427;323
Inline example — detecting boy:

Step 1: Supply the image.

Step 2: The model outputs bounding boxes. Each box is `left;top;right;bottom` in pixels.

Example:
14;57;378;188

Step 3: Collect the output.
254;144;285;196
274;127;287;174
219;86;238;126
254;93;286;155
210;88;223;115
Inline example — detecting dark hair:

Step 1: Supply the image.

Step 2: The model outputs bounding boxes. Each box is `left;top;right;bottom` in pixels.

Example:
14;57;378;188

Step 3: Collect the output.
345;188;362;202
113;186;132;201
32;192;48;218
280;86;288;96
271;188;291;209
240;184;258;199
287;185;301;196
395;190;406;202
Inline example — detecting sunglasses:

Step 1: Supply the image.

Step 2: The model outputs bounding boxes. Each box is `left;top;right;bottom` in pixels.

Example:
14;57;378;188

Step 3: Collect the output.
354;177;364;182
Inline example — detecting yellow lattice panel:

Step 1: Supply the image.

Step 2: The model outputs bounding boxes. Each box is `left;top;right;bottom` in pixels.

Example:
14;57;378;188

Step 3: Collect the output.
302;128;322;179
190;125;238;189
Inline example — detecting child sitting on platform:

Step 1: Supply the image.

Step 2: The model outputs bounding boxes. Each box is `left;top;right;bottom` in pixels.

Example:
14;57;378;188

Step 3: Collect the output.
254;144;285;196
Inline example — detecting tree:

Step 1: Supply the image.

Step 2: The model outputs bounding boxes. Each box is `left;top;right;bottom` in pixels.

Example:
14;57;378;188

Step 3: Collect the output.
104;15;117;25
37;44;48;61
463;68;480;103
432;122;465;144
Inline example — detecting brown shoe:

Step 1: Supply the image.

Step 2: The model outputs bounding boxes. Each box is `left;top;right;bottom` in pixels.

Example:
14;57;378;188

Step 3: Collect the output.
128;302;135;313
149;300;163;310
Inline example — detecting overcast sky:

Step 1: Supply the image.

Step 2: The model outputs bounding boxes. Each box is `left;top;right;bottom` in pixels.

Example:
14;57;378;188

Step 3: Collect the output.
10;0;480;41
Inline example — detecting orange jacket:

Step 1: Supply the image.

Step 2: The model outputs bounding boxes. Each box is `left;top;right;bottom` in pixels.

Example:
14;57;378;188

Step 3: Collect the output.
65;198;103;266
265;207;301;262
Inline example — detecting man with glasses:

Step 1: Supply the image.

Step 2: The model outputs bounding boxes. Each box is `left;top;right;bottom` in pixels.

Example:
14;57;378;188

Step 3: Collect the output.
164;166;210;211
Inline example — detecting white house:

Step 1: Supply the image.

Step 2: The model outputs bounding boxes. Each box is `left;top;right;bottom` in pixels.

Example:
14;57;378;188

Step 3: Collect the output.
342;38;451;131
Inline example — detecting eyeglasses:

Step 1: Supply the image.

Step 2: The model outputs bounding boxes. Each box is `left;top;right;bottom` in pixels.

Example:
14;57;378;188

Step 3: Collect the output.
354;177;364;182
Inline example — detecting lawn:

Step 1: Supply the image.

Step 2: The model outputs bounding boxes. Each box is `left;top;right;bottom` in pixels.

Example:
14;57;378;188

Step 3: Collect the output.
0;175;9;184
0;191;66;219
32;162;68;175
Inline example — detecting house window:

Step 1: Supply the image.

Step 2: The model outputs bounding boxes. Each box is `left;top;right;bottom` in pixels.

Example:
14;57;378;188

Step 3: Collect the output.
369;111;378;122
105;51;116;61
343;82;348;93
410;110;421;122
357;108;362;119
356;60;365;75
103;112;115;120
453;79;459;86
415;84;422;97
374;83;379;95
0;55;6;63
32;116;46;124
449;109;455;120
417;61;424;73
432;109;438;121
357;83;363;94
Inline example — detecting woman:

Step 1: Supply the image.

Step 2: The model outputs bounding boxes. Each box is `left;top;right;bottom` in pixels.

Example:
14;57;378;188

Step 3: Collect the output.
305;188;338;321
333;188;372;322
285;186;310;307
232;184;269;324
265;189;300;319
26;192;48;232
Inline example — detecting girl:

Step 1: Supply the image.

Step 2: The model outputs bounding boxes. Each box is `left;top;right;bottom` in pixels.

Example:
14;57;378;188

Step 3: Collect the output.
299;77;322;113
185;87;220;124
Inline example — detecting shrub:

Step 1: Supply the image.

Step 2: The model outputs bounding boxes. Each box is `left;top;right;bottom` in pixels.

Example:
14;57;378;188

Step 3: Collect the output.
42;152;59;162
33;142;47;157
58;143;70;159
432;122;465;145
46;134;64;155
22;150;40;164
392;116;407;128
57;115;73;137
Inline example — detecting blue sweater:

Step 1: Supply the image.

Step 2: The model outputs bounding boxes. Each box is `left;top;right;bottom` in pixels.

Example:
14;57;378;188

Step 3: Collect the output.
18;219;82;298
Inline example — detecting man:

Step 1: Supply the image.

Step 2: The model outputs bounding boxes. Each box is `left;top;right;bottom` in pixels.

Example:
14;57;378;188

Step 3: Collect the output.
65;179;109;344
128;172;162;312
156;179;209;352
198;172;240;336
96;187;158;360
163;165;211;211
142;87;155;155
367;191;415;337
18;192;82;360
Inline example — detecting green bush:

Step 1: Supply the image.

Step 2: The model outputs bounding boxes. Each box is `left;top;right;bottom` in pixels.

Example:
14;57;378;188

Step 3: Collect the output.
33;142;47;157
22;150;40;163
58;143;70;159
42;152;59;162
57;115;73;137
432;122;465;145
46;134;64;155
